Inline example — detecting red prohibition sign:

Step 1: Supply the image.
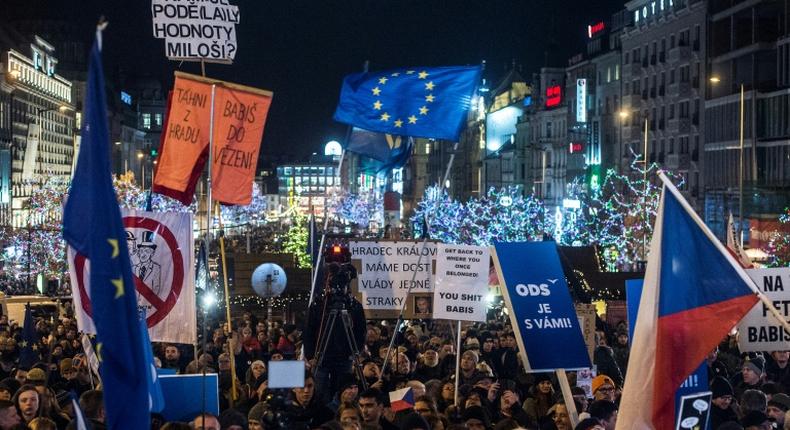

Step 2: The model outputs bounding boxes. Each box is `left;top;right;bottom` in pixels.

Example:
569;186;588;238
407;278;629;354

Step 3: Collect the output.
74;216;185;327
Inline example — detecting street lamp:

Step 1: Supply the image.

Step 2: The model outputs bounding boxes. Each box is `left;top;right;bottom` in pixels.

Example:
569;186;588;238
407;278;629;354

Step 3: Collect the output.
710;76;746;247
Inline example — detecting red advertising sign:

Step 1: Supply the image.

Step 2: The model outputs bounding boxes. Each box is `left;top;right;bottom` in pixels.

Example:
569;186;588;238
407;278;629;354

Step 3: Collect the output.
569;142;584;153
546;85;562;107
588;22;605;38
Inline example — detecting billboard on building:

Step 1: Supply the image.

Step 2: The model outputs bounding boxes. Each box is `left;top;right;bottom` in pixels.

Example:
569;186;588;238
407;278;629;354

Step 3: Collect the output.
576;79;587;123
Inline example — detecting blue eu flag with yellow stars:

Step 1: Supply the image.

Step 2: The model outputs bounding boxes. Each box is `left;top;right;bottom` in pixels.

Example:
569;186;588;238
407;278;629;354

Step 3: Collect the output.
19;304;39;369
334;66;482;142
62;27;150;430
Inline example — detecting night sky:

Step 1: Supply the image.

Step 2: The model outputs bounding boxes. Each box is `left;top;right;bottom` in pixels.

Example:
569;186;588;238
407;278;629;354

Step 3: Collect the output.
6;0;624;161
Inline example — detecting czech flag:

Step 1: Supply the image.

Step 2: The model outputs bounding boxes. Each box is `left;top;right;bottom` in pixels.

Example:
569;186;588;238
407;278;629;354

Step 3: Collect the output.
389;387;414;413
616;174;759;429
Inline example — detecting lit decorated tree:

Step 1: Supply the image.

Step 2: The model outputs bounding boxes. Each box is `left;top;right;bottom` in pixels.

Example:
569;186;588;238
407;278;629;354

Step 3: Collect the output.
412;186;547;246
281;212;311;269
765;207;790;268
221;182;267;227
329;190;383;227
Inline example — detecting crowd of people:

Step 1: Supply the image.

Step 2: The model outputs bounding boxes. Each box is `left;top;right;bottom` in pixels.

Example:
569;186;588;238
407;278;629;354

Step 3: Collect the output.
0;288;788;430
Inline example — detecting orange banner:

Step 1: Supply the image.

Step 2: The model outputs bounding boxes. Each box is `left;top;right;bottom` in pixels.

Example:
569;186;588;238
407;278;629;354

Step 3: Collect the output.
154;76;212;197
153;72;272;206
211;85;272;205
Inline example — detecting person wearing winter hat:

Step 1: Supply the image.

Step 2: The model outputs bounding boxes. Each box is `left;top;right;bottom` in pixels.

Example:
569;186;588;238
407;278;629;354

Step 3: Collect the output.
736;356;765;398
247;401;267;430
766;393;790;427
591;375;616;402
710;376;738;429
523;373;554;421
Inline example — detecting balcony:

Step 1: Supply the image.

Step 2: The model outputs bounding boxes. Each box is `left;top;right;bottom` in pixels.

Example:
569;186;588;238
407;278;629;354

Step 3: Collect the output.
667;81;691;97
668;45;691;63
667;118;691;134
665;153;690;169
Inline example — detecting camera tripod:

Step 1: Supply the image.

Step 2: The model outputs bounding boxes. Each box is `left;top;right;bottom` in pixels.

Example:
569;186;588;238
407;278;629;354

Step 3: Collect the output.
314;304;368;391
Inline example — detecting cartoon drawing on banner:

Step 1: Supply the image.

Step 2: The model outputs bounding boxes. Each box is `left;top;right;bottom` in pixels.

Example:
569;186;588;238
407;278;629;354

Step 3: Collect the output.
132;231;163;297
126;231;138;266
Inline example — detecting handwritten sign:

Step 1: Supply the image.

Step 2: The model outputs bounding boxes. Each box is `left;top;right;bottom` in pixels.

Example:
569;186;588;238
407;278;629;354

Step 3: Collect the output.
350;241;436;315
433;244;489;322
151;0;240;63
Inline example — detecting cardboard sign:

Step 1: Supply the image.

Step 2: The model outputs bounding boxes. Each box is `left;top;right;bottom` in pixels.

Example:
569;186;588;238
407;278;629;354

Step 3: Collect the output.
433;244;489;322
350;241;436;318
493;242;590;372
151;0;240;63
737;267;790;352
575;303;597;361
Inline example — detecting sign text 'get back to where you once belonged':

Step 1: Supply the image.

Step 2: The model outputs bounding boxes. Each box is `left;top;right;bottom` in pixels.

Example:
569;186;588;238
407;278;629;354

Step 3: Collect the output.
433;244;490;322
151;0;240;63
737;267;790;352
350;241;436;311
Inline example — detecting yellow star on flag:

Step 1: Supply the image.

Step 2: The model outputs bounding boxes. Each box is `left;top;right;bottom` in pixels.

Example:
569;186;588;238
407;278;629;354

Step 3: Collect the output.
380;112;391;122
419;106;429;115
425;81;435;90
378;77;388;85
394;119;403;128
408;115;418;124
112;278;125;299
426;94;435;103
418;71;429;79
107;238;119;258
391;72;400;77
32;344;38;351
406;70;415;74
19;341;27;348
373;100;383;110
372;87;381;96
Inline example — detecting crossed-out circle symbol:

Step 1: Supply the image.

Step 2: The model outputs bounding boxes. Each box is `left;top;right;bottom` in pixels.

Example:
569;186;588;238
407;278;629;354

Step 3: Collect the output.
74;217;185;327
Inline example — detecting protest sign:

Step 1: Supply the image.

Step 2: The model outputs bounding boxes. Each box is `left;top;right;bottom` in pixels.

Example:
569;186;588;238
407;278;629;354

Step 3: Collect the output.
675;391;712;430
350;240;436;318
159;374;219;422
433;244;489;322
575;303;597;360
575;368;595;398
151;0;239;63
68;210;196;344
492;241;590;371
737;267;790;352
153;72;273;205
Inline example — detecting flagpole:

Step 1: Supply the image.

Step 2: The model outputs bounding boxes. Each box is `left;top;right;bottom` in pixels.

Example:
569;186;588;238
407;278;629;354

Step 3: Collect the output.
453;320;461;406
657;172;790;335
381;139;459;376
216;202;238;406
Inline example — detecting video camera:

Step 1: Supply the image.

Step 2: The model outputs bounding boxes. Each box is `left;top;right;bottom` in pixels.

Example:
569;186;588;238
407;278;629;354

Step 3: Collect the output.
326;262;357;296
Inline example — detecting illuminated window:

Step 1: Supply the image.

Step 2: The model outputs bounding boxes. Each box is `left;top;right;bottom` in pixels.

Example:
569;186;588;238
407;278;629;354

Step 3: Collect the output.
142;113;151;129
154;113;162;127
425;143;431;155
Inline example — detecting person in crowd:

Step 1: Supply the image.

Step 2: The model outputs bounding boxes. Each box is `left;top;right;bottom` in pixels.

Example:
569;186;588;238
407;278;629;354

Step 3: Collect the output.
741;389;768;418
591;375;617;402
737;357;766;399
12;384;39;425
741;411;773;430
0;399;20;430
336;402;362;428
191;412;220;430
287;372;334;428
358;388;397;430
767;351;790;388
710;376;739;429
162;344;184;372
522;373;555;421
549;403;573;430
767;393;790;428
414;349;443;382
588;400;617;430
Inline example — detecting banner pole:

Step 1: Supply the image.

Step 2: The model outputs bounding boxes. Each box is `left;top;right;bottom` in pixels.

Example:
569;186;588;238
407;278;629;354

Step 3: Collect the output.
454;320;461;406
556;369;579;427
381;140;459;376
216;202;238;406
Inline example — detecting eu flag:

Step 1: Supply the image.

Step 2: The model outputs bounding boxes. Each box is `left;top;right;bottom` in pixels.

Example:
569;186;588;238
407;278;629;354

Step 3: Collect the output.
19;304;39;369
334;66;481;142
62;30;149;430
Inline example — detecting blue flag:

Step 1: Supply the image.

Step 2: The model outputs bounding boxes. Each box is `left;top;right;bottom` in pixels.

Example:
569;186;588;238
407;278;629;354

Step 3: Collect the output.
62;31;149;430
351;129;414;175
139;316;164;413
334;66;481;141
19;304;39;369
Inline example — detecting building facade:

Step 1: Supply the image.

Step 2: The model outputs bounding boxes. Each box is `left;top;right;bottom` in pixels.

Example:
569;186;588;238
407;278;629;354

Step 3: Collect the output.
0;30;75;227
621;0;706;208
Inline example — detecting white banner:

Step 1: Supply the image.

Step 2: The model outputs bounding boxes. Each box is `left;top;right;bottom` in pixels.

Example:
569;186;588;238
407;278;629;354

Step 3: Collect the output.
350;241;436;311
151;0;239;62
22;124;39;181
576;79;587;123
68;210;196;344
737;267;790;352
433;244;489;322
